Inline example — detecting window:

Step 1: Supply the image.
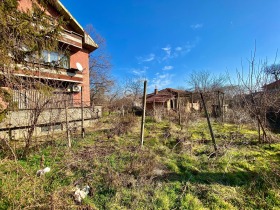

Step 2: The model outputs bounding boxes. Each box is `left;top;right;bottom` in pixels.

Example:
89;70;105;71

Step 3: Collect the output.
41;125;51;132
50;52;58;63
42;50;70;69
53;124;62;131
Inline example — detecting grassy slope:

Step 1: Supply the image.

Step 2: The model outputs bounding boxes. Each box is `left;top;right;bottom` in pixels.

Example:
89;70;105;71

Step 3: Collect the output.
0;116;280;209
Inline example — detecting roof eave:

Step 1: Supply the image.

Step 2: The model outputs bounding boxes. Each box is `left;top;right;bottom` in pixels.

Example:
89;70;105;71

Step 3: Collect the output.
56;1;84;35
55;1;98;52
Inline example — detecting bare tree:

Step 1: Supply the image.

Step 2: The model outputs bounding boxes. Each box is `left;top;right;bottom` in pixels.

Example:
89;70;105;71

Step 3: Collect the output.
85;25;114;106
187;70;228;117
0;0;68;158
235;48;280;143
264;63;280;82
187;70;227;92
124;77;144;104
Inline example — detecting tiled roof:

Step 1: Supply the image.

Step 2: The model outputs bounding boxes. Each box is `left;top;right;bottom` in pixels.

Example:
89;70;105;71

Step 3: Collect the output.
263;80;280;90
146;93;173;103
146;88;191;103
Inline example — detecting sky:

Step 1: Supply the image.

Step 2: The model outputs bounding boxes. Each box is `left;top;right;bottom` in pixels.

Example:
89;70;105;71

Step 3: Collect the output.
60;0;280;92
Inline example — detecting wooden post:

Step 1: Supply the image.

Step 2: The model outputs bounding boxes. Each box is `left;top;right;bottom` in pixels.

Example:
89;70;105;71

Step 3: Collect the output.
178;93;181;125
65;100;71;148
217;91;221;117
81;86;85;138
191;92;194;110
221;92;225;122
153;99;155;117
200;92;217;153
140;80;147;147
122;105;125;116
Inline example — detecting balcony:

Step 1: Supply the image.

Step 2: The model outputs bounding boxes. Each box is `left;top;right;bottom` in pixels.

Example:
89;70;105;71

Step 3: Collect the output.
60;30;83;49
13;63;83;84
84;33;98;52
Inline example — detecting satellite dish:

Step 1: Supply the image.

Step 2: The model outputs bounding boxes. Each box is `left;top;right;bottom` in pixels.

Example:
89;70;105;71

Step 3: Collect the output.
76;62;83;71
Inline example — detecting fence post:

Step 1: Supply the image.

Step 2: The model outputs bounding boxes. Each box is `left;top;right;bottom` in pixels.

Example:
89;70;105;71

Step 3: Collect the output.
140;80;147;147
65;99;71;147
200;92;217;153
178;92;181;125
81;86;85;138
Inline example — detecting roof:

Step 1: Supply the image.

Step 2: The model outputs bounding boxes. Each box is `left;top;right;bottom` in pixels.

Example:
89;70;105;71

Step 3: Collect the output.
55;1;84;35
146;88;191;103
262;80;280;90
53;1;98;51
146;93;173;103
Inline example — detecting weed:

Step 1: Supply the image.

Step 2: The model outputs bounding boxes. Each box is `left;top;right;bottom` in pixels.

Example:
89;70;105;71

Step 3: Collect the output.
0;116;279;209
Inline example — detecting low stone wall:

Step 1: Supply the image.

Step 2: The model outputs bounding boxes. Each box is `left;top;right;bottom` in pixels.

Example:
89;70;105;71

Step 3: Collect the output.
0;106;102;140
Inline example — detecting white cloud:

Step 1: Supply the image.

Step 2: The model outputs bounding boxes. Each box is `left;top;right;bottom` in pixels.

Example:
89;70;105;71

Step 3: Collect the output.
149;73;174;90
184;43;195;53
174;38;200;57
161;40;198;61
162;46;171;55
131;66;149;76
162;65;174;71
162;45;172;60
191;23;203;30
137;53;155;63
175;47;183;51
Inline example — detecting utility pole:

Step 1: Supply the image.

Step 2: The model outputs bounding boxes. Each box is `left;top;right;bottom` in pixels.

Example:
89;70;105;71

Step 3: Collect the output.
140;80;147;147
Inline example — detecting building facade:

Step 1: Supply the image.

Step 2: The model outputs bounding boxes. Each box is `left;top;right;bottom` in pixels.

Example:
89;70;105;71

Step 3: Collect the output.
2;0;97;108
146;88;200;113
0;0;100;139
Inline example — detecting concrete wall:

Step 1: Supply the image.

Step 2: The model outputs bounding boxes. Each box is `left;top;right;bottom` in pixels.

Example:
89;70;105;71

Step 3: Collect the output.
0;106;102;139
147;100;200;113
185;101;200;112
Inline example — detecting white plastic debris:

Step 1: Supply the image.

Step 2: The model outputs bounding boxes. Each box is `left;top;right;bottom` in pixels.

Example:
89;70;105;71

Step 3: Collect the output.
74;185;90;203
36;167;51;177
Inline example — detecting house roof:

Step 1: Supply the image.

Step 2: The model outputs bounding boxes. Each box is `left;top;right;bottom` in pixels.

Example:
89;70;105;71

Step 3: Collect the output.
146;88;192;103
262;80;280;90
146;93;173;103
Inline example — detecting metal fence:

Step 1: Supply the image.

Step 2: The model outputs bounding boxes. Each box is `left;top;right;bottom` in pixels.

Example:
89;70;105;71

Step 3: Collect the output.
12;89;74;109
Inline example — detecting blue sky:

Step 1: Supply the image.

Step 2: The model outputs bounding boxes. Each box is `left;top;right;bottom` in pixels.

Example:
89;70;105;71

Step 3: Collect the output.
61;0;280;92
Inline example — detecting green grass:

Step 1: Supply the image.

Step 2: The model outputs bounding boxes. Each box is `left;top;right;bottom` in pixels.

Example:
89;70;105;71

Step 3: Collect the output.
0;116;279;209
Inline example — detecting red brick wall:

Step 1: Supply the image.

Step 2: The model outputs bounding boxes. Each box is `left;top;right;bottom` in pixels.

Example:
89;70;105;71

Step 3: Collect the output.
18;0;32;11
18;0;74;31
70;50;91;106
19;0;58;16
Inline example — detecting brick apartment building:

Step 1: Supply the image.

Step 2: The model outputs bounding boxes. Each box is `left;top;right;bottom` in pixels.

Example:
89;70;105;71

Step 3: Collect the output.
2;0;97;108
0;0;100;139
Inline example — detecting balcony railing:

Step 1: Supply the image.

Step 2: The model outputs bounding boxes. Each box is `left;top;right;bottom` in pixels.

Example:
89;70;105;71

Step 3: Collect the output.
84;33;98;51
14;63;83;83
60;30;83;49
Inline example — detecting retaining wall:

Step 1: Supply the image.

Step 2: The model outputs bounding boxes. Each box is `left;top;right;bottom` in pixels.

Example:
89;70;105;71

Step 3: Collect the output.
0;106;102;139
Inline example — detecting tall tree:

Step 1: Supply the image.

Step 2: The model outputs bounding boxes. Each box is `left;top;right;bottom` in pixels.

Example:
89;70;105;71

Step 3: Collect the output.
0;0;64;157
264;63;280;81
0;0;63;72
